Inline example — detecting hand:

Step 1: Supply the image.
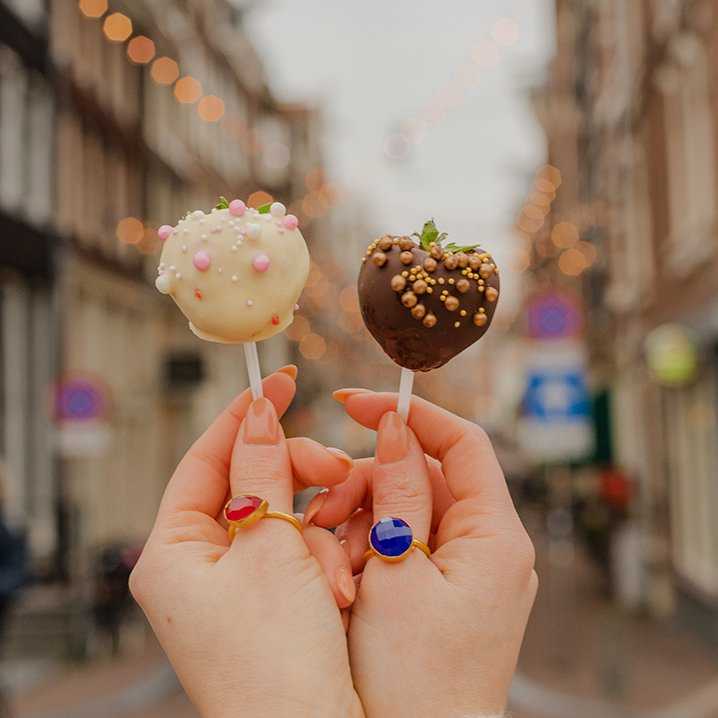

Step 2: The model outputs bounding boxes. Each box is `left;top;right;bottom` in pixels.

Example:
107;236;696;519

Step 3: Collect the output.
307;389;538;718
130;368;364;718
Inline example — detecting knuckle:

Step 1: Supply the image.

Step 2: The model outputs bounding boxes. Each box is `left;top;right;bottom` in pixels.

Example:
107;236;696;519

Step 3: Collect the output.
373;471;424;514
128;562;147;604
235;454;283;488
513;531;536;576
529;569;539;598
465;422;491;450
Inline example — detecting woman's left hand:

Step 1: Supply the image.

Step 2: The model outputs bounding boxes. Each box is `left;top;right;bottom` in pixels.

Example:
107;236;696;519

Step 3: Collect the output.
130;367;365;718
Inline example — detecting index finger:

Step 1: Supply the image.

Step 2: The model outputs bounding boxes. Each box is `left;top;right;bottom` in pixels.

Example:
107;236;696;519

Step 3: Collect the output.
335;389;511;513
156;367;297;524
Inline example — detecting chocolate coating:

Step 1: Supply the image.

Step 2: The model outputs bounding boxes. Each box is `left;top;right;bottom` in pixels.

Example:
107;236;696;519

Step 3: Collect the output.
358;240;499;371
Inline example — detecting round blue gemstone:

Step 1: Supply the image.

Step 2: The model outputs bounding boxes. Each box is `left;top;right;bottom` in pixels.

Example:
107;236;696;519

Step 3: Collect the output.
370;517;413;558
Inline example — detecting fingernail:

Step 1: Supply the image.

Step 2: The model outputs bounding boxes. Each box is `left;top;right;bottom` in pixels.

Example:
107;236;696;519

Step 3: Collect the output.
277;364;298;380
303;488;328;525
242;398;280;445
339;538;351;559
333;388;371;404
326;447;353;468
376;411;409;464
336;567;356;605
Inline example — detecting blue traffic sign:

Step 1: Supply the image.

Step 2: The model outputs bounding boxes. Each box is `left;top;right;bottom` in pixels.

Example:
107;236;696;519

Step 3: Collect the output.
524;369;590;422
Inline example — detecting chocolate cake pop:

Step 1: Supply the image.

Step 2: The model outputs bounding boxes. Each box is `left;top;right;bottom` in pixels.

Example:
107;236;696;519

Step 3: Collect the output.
358;220;499;372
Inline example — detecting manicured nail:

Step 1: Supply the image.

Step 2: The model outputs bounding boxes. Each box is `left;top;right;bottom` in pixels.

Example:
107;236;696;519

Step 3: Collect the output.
326;447;353;468
277;364;298;380
242;398;280;445
333;388;371;404
376;411;409;464
336;567;356;605
303;488;329;525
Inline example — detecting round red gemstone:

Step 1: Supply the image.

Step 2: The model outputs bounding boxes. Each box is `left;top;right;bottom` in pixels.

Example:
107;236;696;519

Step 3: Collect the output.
225;495;263;522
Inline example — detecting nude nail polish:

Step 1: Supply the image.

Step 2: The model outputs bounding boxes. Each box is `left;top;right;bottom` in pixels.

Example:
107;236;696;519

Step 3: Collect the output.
333;388;371;404
303;488;328;525
376;412;409;464
326;447;353;468
336;567;356;604
242;398;280;445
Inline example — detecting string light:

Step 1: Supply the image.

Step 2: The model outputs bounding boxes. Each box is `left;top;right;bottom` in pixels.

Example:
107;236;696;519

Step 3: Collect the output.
116;217;144;245
299;333;327;361
197;95;225;123
174;76;202;104
286;315;311;342
127;36;155;65
79;0;108;18
339;286;360;313
150;57;179;85
558;248;587;276
247;191;273;208
551;221;579;248
81;4;343;251
103;12;132;42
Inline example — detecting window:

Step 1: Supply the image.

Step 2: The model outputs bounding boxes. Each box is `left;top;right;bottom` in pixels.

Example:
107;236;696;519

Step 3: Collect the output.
0;49;27;213
664;366;718;597
661;37;716;270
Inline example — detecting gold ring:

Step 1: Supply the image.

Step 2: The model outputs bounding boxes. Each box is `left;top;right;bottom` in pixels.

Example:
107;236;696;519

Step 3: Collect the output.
363;517;431;563
224;495;302;541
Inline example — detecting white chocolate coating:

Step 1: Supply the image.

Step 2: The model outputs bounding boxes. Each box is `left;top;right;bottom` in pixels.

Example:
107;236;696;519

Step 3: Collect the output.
155;207;309;343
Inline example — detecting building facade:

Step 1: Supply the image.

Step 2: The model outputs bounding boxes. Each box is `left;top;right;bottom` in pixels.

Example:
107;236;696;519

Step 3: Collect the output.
536;0;718;629
0;0;323;584
0;0;57;568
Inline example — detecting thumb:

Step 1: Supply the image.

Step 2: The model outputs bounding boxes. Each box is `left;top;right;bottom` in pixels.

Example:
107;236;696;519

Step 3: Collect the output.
371;412;432;543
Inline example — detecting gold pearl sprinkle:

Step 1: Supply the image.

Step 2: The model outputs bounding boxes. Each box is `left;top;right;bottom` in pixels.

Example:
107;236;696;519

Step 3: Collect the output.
438;278;445;284
460;309;467;317
454;321;461;328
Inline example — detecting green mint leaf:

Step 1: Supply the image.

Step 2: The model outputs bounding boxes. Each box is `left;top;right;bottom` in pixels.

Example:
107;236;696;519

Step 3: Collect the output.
215;196;229;209
257;202;272;214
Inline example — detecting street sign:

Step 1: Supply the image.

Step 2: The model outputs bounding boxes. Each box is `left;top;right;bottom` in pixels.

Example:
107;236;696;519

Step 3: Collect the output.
55;375;110;422
518;341;593;462
527;290;583;341
54;374;113;458
524;368;590;421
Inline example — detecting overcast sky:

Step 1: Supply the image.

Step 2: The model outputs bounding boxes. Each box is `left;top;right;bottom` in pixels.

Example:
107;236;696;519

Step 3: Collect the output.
245;0;554;309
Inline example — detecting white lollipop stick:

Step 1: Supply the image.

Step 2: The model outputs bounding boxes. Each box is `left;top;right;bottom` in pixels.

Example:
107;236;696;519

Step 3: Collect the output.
243;342;264;400
396;367;414;421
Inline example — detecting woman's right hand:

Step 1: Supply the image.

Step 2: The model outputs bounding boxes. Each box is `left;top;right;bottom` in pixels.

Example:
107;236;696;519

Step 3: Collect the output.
307;389;538;718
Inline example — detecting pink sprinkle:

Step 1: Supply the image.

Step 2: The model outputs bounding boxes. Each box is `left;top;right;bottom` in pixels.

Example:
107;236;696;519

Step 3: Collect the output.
229;199;246;217
252;253;270;273
282;214;299;230
193;250;211;271
158;225;173;241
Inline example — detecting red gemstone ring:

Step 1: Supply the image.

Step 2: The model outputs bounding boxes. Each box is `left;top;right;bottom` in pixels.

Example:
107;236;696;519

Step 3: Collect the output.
224;495;302;541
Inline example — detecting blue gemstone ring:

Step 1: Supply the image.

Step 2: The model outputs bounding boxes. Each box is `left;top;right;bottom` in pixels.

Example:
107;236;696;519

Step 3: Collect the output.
363;517;431;564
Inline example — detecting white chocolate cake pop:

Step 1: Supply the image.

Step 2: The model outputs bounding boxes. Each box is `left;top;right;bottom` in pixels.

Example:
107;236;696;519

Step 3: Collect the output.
155;199;309;343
